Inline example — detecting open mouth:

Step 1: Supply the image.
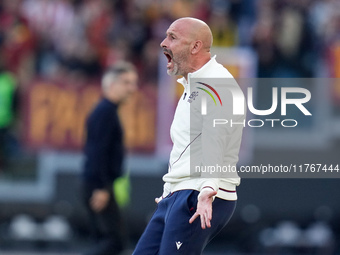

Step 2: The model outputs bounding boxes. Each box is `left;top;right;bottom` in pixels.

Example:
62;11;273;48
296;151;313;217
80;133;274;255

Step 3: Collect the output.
163;51;173;67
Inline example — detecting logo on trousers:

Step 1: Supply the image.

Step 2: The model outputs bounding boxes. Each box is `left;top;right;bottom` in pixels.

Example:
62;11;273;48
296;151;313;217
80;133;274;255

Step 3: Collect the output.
176;241;183;250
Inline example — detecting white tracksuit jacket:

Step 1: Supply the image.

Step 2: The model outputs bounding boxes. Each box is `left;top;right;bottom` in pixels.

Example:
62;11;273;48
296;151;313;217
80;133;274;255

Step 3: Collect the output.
162;56;245;201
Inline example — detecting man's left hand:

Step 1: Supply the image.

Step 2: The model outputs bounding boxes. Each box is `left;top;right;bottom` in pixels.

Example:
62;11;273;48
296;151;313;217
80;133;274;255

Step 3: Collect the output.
189;188;217;229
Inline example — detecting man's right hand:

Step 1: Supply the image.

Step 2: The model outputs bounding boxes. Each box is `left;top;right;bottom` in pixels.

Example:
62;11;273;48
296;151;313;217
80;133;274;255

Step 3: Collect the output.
189;188;217;229
155;196;163;204
90;189;110;212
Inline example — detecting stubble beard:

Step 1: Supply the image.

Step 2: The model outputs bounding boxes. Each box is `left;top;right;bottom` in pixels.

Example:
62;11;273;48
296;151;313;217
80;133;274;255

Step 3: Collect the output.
167;48;190;77
167;63;179;76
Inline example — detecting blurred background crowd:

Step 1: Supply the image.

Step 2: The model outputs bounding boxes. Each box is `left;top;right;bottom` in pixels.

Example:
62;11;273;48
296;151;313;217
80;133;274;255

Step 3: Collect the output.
1;0;340;86
1;0;340;254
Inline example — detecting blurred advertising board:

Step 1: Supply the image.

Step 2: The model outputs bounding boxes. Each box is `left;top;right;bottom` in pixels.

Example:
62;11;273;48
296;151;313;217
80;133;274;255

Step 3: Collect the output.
23;80;157;152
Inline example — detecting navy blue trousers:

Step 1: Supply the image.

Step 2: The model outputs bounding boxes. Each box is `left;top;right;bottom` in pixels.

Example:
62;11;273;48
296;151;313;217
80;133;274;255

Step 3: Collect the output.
133;190;236;255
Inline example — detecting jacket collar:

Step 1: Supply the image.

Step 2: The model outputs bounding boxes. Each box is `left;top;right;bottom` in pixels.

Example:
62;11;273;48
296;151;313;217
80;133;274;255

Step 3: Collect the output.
177;55;217;90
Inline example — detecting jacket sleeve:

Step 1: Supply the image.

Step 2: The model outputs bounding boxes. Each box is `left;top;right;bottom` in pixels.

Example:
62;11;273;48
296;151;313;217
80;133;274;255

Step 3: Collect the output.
87;107;117;190
161;182;171;198
197;79;245;192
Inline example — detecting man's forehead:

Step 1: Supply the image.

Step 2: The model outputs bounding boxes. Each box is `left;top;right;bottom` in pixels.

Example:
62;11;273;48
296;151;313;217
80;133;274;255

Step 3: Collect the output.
166;24;177;34
166;21;187;35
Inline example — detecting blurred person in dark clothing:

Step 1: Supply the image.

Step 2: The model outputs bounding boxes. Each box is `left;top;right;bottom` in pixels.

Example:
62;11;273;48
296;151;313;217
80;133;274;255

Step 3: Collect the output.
82;61;138;255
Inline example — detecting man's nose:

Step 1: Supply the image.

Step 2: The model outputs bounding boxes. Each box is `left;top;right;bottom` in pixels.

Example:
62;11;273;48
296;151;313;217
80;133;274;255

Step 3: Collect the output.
160;38;167;48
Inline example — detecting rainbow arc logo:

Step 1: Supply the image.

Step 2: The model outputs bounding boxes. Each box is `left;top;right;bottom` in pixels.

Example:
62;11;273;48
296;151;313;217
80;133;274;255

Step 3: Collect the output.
196;82;223;106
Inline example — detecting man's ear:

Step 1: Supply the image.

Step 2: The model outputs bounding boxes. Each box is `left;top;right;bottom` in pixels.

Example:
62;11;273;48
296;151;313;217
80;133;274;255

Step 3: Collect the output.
191;40;203;54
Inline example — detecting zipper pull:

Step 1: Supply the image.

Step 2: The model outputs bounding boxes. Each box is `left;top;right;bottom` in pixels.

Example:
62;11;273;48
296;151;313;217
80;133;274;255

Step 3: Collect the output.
183;92;187;100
